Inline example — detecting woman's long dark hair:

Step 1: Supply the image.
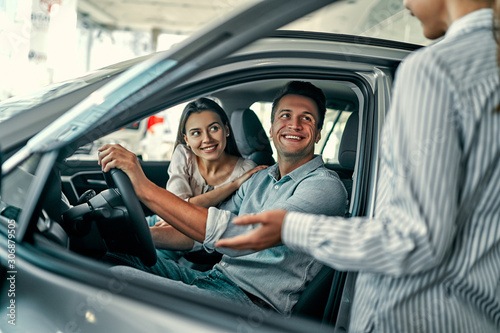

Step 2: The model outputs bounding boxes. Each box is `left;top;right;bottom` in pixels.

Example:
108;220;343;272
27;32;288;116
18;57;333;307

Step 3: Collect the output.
174;97;242;157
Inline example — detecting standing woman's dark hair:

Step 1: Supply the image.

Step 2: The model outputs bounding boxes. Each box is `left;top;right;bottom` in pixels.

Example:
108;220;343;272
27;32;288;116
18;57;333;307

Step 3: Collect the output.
174;97;241;157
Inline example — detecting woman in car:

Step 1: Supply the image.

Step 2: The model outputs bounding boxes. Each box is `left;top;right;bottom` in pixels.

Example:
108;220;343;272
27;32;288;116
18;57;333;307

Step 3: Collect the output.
150;97;265;251
165;97;264;208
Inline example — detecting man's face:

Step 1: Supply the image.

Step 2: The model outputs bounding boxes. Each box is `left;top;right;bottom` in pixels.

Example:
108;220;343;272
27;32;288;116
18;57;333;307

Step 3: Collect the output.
270;94;321;162
404;0;448;39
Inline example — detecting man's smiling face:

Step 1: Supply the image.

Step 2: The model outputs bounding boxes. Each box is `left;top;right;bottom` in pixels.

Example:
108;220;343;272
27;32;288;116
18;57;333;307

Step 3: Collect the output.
270;94;321;163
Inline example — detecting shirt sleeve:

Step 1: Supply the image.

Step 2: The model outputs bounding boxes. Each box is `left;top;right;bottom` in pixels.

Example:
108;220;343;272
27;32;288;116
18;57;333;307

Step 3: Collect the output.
166;145;194;200
283;50;462;277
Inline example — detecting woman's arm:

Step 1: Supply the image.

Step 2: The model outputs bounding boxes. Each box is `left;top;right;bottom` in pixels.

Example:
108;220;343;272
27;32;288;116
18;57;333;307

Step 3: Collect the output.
188;165;267;208
168;146;266;207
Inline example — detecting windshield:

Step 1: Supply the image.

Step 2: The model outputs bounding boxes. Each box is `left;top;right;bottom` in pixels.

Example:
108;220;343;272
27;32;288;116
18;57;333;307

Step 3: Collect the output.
0;154;42;226
0;57;149;124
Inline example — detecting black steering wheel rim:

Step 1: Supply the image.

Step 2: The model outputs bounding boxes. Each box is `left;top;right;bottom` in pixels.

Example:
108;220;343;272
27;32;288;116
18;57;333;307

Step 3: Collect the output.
104;168;157;266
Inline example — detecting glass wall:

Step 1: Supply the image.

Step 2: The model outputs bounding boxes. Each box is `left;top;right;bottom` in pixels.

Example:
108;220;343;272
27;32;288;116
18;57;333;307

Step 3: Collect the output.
0;0;187;102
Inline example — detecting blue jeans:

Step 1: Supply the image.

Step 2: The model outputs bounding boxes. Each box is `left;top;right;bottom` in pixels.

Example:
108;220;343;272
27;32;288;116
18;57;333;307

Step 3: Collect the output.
105;253;264;311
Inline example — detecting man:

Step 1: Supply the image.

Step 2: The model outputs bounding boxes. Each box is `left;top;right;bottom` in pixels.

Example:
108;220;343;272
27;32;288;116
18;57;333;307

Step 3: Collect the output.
98;81;347;315
217;1;500;332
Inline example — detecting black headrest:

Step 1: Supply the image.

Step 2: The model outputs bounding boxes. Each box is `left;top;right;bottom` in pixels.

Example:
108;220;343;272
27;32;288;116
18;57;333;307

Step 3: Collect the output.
230;108;274;165
338;112;358;170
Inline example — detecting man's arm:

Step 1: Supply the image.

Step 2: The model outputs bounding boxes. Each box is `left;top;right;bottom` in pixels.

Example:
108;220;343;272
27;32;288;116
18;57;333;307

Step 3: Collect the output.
150;224;195;250
98;144;208;243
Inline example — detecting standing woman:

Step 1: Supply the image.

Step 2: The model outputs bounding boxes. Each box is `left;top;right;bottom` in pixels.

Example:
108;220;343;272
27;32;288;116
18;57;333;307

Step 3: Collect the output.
217;1;500;332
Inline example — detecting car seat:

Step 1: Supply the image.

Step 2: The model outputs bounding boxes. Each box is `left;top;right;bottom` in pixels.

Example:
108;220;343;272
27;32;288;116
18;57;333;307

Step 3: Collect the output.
337;112;359;200
230;108;275;165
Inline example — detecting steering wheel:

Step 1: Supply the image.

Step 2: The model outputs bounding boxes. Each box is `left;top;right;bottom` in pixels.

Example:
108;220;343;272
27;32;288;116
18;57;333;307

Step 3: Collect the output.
103;168;157;266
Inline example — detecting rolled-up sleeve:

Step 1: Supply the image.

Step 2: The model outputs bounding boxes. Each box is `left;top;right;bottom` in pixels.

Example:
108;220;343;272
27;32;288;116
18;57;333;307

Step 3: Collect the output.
203;206;266;256
202;185;255;255
203;207;233;252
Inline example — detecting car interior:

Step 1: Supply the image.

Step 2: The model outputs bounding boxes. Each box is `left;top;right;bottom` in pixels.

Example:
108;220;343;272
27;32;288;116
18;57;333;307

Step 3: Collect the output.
1;77;362;327
230;107;275;166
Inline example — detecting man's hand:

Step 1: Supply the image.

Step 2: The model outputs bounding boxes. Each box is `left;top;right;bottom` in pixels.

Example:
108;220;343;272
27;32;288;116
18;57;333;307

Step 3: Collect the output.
98;144;149;197
215;210;287;251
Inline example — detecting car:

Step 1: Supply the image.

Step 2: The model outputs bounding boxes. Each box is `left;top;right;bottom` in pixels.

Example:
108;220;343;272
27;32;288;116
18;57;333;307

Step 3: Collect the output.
0;0;421;332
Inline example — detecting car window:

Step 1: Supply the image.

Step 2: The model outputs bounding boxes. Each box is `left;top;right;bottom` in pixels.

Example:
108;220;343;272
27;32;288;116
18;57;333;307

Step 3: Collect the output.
0;154;42;226
318;110;352;164
250;101;352;164
68;102;187;161
69;96;353;164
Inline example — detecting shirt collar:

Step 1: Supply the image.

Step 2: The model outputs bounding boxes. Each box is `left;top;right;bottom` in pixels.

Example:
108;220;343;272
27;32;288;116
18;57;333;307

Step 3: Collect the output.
444;8;493;41
267;155;324;182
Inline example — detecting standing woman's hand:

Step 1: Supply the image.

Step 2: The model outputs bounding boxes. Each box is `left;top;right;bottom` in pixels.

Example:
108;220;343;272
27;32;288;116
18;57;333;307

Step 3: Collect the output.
215;209;286;251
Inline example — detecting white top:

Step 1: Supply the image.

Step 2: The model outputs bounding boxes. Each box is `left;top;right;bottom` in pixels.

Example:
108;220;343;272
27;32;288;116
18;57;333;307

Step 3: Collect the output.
167;144;257;201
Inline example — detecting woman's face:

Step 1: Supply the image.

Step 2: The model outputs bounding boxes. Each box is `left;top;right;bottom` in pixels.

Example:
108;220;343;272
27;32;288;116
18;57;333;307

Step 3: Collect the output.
404;0;448;40
183;110;229;161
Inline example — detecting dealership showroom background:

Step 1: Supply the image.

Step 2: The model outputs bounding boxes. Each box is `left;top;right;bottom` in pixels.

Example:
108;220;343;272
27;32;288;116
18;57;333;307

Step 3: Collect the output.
0;0;428;102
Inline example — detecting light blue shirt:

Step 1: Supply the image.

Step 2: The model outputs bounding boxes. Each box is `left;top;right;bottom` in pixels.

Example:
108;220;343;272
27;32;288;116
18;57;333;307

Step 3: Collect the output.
203;155;347;315
283;9;500;332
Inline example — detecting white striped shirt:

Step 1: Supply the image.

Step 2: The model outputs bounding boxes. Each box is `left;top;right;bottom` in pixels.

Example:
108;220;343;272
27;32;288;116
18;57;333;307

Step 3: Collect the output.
282;9;500;332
